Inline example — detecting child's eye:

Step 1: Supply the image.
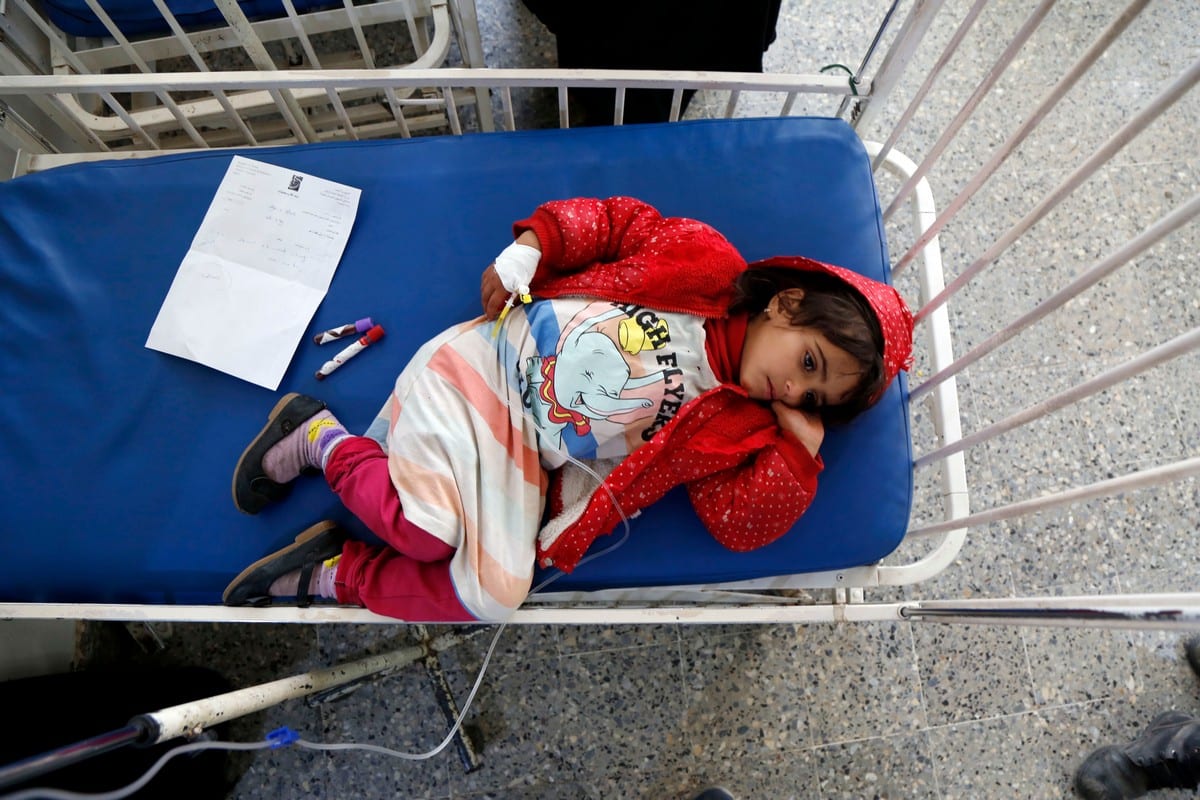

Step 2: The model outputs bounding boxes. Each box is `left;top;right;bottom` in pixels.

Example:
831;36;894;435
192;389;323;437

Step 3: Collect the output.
803;353;815;371
802;391;818;410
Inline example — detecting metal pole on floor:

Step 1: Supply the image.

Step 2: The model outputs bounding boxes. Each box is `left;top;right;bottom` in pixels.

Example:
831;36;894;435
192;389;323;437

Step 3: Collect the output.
0;725;145;790
0;630;476;790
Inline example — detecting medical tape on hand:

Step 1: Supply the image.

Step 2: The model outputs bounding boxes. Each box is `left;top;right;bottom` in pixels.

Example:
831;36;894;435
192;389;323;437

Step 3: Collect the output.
492;241;539;299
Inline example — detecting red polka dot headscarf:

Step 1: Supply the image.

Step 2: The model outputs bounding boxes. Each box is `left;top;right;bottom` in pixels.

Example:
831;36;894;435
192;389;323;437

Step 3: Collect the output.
748;255;914;393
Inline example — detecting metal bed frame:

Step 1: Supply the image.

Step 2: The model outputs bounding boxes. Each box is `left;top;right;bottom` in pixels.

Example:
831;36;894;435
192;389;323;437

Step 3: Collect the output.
0;0;1197;630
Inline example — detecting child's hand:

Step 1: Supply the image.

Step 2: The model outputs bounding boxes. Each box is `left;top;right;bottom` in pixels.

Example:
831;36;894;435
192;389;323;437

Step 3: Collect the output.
481;264;510;320
482;230;542;320
771;401;825;457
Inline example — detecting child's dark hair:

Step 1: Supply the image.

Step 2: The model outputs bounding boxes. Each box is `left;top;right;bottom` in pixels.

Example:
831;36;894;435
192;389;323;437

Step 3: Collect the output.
731;267;886;424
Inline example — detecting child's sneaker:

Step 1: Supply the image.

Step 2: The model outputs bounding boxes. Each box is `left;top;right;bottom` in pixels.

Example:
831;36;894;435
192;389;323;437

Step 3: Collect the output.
232;393;349;514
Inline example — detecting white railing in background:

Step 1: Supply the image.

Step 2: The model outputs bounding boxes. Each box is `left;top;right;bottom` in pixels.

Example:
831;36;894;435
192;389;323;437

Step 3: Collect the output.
0;0;474;148
0;68;861;153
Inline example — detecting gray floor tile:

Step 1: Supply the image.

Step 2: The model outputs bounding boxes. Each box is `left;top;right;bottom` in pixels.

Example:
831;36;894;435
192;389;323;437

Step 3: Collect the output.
551;642;693;775
674;750;821;800
1074;484;1200;596
313;664;455;798
1019;605;1143;707
927;711;1063;800
796;622;926;742
914;622;1036;726
1126;631;1200;709
680;624;813;756
900;521;1017;602
810;732;938;800
230;748;332;800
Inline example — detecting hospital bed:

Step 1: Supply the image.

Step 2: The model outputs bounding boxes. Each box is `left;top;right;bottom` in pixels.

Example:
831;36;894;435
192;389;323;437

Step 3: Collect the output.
0;0;1197;633
2;1;1199;784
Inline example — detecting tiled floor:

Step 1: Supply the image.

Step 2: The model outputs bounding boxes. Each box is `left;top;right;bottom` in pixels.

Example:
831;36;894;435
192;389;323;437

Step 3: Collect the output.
58;0;1200;797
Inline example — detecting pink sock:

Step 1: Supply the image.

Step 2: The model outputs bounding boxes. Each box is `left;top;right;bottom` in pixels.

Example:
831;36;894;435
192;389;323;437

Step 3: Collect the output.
261;411;349;482
317;558;340;599
267;558;339;599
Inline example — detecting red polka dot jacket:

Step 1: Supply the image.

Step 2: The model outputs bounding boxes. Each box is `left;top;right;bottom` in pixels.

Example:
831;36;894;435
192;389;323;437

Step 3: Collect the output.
514;197;913;573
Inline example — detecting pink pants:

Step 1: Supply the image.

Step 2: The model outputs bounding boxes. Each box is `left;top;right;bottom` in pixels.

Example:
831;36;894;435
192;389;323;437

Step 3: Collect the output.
324;436;475;621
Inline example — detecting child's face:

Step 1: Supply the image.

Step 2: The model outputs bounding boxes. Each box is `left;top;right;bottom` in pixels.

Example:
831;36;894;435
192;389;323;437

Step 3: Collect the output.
739;289;863;411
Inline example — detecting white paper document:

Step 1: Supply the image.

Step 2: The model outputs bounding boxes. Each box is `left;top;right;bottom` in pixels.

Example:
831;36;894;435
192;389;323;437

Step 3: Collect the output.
146;156;361;390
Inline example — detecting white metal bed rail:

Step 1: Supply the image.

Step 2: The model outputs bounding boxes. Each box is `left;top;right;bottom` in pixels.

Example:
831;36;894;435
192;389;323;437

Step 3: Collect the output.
0;0;488;149
864;0;1198;560
4;593;1199;629
0;67;864;159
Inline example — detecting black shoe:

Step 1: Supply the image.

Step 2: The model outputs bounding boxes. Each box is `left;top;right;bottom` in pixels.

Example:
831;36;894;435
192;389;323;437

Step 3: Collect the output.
1075;711;1200;800
232;393;329;514
222;521;345;607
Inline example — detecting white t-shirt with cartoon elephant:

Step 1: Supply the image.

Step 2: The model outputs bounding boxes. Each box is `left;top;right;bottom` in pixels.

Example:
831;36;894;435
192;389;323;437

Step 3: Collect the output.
515;298;721;467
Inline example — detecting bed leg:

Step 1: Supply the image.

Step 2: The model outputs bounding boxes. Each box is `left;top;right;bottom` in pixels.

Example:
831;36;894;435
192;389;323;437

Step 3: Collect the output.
415;624;483;772
121;621;168;653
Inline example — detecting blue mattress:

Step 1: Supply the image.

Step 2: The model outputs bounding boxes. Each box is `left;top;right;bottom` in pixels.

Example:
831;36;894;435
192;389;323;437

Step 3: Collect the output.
0;117;912;606
42;0;335;37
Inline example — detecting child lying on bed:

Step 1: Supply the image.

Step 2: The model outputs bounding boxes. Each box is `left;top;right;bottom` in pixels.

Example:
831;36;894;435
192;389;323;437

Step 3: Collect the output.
223;196;913;621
